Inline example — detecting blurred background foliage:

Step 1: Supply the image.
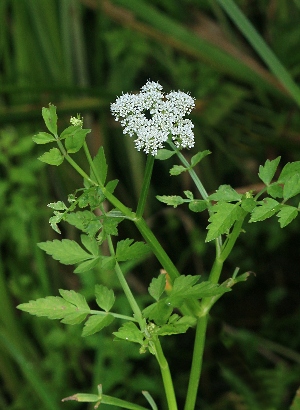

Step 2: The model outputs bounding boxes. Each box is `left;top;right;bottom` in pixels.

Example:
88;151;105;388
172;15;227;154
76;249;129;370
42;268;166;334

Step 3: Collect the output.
1;0;300;409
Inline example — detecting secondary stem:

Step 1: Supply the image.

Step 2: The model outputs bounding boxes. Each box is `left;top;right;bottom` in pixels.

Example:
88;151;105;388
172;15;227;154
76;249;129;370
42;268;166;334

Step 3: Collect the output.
153;338;178;410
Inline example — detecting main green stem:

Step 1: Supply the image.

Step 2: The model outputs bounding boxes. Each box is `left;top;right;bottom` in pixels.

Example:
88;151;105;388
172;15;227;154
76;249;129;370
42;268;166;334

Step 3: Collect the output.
183;316;208;410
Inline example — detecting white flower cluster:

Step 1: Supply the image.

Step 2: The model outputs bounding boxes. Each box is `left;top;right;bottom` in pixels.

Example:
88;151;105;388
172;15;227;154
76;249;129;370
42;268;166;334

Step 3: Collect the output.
110;81;195;156
70;115;83;128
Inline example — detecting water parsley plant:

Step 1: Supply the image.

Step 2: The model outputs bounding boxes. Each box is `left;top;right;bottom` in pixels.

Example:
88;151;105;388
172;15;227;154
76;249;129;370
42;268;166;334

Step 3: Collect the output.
17;82;300;409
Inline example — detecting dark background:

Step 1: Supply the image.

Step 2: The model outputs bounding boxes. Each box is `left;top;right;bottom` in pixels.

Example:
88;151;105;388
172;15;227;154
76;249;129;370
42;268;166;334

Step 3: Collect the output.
1;1;300;409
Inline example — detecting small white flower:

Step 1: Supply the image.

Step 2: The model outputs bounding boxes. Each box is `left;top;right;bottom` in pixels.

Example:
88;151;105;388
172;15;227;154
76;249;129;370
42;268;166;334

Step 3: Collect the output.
70;115;83;128
110;81;195;155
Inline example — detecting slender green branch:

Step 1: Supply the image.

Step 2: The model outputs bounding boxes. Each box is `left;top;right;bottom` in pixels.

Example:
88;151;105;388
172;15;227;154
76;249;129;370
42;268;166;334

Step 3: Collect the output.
136;155;155;218
219;212;247;262
83;141;98;178
89;310;138;322
134;217;180;282
167;141;223;257
168;141;209;200
152;337;178;410
184;316;208;410
107;236;144;328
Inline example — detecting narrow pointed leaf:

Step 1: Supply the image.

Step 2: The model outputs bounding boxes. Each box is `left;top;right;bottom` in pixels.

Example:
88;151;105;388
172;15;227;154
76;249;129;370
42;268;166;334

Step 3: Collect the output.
277;206;298;228
148;274;166;301
42;104;57;135
258;157;281;185
32;132;56;144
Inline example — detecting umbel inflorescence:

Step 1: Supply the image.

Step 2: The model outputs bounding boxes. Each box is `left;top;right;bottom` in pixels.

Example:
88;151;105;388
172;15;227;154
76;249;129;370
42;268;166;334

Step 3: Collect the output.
110;80;196;156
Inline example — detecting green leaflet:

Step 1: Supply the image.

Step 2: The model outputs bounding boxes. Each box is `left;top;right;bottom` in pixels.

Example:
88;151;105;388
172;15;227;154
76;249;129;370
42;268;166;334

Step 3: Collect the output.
206;202;243;242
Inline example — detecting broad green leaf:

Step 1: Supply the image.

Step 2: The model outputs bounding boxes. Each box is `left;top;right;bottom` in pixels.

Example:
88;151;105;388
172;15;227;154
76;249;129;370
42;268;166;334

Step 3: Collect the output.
17;289;90;323
65;128;90;154
91;146;107;184
169;165;187;175
37;239;93;264
42;104;57;135
155;149;175;160
142;300;173;326
95;284;115;312
184;190;193;200
283;173;300;200
47;201;67;211
38;148;64;166
113;322;144;345
74;257;100;273
32;132;56;144
190;150;211;167
249;198;280;223
18;296;75;319
208;185;242;202
258;157;281;185
82;314;114;337
80;235;99;256
206;203;243;242
156;195;184;207
148;274;166;301
116;239;150;261
267;183;283;198
60;125;80;140
189;200;208;213
277;206;298;228
278;161;300;183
